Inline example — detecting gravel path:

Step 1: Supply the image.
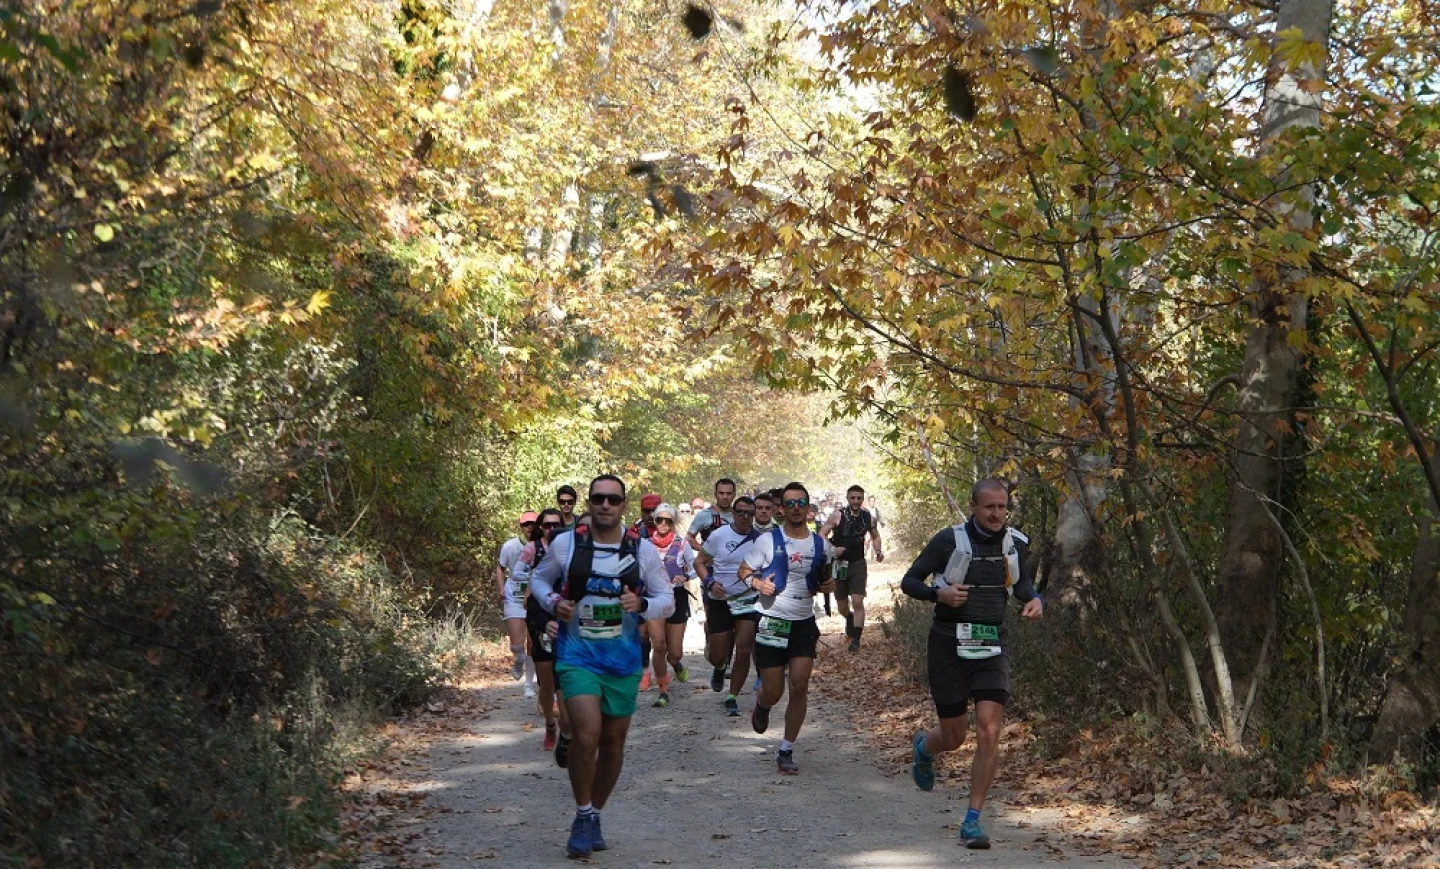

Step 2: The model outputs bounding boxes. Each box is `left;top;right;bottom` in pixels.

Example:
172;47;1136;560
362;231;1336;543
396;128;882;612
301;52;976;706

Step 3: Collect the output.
365;571;1131;868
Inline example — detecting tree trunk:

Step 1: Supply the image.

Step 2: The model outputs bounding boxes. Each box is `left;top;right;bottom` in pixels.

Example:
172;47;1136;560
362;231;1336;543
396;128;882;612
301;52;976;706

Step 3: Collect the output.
1214;0;1332;712
1370;449;1440;764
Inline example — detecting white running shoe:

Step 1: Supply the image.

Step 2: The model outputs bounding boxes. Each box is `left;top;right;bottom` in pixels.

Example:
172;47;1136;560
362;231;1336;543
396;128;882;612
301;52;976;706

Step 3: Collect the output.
523;682;537;700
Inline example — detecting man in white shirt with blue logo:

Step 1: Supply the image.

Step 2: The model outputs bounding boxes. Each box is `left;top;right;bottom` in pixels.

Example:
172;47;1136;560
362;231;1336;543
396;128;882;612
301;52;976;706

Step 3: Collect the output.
737;481;836;775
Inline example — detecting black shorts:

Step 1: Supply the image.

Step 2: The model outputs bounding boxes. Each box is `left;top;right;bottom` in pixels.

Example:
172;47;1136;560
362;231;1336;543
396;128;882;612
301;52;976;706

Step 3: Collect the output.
926;622;1010;719
703;592;759;634
834;558;868;597
525;598;556;664
527;623;556;664
667;587;692;625
754;616;821;670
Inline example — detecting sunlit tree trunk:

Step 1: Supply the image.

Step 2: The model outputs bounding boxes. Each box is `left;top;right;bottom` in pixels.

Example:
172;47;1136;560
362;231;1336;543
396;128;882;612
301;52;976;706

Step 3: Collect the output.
1214;0;1332;721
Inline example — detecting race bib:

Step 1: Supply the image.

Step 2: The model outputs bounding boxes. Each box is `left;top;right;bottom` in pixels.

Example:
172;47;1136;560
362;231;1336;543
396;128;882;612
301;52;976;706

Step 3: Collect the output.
512;579;528;600
728;590;760;616
578;596;624;640
756;615;793;648
956;622;1001;660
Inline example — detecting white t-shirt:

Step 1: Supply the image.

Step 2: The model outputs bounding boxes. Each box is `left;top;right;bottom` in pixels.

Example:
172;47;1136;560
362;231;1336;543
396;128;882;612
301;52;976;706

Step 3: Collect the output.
744;528;834;621
702;524;760;597
499;536;526;602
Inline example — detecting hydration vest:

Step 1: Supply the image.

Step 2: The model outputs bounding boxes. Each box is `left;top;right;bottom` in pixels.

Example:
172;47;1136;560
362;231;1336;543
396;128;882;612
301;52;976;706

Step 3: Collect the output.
938;524;1026;595
659;537;688;581
759;526;826;594
562;524;642;601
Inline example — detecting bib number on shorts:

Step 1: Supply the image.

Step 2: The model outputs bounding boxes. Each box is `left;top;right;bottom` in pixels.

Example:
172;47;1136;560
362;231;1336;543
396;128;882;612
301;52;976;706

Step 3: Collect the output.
728;590;760;616
956;622;1001;660
756;615;793;649
513;580;528;600
579;598;624;640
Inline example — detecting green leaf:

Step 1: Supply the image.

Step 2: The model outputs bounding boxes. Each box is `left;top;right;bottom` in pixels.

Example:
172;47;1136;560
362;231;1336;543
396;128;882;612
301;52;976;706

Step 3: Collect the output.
94;223;115;242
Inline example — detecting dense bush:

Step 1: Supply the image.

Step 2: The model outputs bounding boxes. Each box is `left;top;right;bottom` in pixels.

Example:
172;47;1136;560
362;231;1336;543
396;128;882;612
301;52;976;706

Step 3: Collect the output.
1;513;458;866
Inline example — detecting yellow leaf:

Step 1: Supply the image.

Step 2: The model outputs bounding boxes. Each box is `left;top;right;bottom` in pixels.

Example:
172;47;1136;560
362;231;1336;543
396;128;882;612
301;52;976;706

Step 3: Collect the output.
94;224;115;242
306;290;332;316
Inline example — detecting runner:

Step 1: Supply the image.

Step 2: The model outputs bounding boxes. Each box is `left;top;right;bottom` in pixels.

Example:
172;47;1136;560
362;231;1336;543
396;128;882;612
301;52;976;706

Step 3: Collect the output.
753;491;778;532
821;484;884;652
528;474;674;859
900;478;1044;849
644;502;702;707
805;502;832;617
686;478;736;550
697;497;762;715
496;511;538;696
635;492;662;691
557;485;579;529
738;482;835;774
513;509;572;755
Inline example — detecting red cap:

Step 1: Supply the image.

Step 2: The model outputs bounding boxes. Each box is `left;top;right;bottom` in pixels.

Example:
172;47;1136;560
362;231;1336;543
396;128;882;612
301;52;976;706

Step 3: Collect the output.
519;511;539;523
640;493;662;510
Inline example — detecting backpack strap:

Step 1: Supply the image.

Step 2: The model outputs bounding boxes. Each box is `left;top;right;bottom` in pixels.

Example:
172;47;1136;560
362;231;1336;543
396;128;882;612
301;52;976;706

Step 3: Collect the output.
939;523;971;587
763;527;825;594
563;524;642;601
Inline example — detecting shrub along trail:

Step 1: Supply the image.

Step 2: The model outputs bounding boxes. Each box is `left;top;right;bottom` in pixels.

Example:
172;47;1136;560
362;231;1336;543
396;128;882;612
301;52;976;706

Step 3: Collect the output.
341;564;1125;868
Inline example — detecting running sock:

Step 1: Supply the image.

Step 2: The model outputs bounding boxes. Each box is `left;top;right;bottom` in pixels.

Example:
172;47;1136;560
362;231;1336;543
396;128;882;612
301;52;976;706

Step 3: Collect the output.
779;739;793;752
510;643;525;662
576;803;596;817
964;807;982;825
844;612;853;630
726;693;738;703
523;654;536;683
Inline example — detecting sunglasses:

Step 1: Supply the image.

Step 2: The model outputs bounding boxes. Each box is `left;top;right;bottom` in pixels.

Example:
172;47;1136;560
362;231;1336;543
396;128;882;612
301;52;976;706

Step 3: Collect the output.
783;498;809;508
520;521;535;527
655;518;674;526
558;498;576;506
589;492;625;506
733;509;755;518
542;521;562;530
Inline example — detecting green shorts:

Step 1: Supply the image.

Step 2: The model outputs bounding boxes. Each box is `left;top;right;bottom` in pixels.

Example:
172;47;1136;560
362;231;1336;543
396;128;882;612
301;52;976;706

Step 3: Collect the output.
556;665;642;718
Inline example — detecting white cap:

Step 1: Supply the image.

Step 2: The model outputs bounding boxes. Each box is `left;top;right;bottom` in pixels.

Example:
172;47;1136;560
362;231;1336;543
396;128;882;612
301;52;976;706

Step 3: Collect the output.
654;502;678;520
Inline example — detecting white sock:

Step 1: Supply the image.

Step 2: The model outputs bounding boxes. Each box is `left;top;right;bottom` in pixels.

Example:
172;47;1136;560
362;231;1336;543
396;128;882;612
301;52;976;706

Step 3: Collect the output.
779;739;794;752
524;655;537;684
576;803;595;816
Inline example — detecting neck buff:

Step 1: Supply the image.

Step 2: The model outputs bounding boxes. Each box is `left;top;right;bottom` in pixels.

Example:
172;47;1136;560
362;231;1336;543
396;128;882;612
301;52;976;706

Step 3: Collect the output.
966;515;1005;544
650;528;677;550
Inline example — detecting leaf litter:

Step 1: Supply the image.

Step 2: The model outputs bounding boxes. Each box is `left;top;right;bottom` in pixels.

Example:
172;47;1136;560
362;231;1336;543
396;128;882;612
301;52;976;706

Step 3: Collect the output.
814;593;1440;869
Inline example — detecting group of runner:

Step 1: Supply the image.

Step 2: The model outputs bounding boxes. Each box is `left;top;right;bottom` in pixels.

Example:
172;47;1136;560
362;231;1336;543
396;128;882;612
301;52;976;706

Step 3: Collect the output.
495;474;1044;857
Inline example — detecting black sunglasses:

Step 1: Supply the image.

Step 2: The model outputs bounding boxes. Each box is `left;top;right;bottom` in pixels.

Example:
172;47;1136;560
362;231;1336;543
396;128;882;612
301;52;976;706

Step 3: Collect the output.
558;498;576;506
520;521;535;527
733;509;755;518
541;521;562;529
655;518;675;525
783;498;809;508
589;492;625;506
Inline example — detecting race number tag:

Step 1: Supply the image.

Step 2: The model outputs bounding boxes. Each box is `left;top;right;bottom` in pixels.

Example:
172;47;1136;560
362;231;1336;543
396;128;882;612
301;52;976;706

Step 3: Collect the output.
578;598;624;640
756;615;793;649
728;590;760;616
513;579;528;600
956;622;1001;660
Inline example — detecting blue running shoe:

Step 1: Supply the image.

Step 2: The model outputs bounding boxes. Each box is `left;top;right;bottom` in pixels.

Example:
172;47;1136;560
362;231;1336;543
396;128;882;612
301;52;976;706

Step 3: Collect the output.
590;813;607;851
566;813;593;858
912;731;934;792
959;818;990;849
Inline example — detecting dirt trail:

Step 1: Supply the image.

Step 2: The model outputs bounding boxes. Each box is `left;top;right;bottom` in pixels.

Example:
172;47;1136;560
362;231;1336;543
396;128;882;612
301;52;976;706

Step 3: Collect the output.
354;567;1131;868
